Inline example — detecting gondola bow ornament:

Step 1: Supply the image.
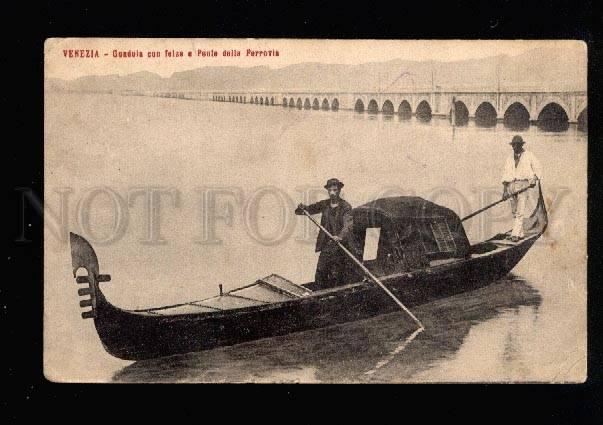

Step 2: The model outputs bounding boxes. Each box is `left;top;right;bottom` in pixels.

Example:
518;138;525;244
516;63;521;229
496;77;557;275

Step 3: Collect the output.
70;232;111;319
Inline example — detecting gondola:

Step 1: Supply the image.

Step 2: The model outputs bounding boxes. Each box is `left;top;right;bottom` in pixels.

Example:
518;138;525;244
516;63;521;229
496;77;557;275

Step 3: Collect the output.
69;183;547;361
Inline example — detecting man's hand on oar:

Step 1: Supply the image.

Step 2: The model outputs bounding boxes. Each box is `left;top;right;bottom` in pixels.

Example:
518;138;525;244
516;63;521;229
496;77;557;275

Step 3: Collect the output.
462;179;539;222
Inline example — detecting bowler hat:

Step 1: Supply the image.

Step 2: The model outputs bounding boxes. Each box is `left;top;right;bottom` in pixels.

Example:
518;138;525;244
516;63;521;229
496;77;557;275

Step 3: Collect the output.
324;178;344;189
510;135;526;146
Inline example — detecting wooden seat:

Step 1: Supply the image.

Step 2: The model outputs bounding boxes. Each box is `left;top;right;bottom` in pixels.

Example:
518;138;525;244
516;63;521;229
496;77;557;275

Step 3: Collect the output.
256;274;312;297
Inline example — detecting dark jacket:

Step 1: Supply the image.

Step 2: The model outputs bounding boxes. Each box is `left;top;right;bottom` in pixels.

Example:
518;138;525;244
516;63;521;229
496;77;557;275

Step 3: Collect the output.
295;199;353;252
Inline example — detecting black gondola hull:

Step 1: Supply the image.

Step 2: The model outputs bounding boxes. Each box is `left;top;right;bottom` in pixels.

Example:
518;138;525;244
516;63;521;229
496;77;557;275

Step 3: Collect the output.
93;236;535;361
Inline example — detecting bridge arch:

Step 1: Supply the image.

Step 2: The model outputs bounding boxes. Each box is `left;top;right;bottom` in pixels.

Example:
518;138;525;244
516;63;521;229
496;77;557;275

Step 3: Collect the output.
283;97;288;107
534;97;570;121
398;100;412;119
453;100;469;126
416;100;432;122
331;98;339;111
296;98;303;109
313;98;320;110
577;108;587;132
537;102;569;132
321;98;330;110
367;99;379;114
304;98;311;109
503;102;530;130
474;102;497;127
354;99;365;113
255;96;259;104
382;100;394;115
289;98;295;107
260;97;264;105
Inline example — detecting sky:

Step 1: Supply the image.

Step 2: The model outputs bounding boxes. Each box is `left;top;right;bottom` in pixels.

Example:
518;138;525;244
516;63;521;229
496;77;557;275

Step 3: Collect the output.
45;39;586;81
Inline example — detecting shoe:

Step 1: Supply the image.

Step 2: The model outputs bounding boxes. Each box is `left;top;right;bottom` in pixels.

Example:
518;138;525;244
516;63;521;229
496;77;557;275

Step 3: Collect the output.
510;236;520;242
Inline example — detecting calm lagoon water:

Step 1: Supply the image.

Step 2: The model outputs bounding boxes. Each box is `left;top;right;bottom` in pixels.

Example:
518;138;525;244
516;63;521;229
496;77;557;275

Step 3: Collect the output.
44;93;587;382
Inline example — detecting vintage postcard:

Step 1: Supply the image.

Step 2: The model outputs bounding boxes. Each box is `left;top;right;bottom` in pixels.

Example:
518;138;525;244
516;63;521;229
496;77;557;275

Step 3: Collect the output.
43;38;587;383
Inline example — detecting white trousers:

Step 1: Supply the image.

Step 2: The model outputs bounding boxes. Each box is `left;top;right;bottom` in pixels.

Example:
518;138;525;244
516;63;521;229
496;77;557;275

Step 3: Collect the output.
509;180;530;238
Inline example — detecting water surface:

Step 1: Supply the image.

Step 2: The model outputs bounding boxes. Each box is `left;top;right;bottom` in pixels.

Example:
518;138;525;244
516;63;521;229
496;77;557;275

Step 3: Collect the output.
43;93;587;382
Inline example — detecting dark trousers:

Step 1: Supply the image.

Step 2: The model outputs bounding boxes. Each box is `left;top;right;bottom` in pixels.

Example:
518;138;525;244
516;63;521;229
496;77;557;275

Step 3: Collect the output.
314;243;362;289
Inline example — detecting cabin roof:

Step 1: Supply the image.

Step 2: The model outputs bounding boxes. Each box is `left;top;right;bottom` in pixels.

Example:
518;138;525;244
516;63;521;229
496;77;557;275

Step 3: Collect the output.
354;196;460;221
352;196;471;263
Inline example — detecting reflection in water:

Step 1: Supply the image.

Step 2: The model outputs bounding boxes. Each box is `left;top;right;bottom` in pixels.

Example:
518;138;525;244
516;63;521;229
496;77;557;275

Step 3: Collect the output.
364;326;424;376
114;276;541;383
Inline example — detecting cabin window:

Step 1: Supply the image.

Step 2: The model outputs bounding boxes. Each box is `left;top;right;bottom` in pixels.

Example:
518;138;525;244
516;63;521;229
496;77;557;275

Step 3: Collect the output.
429;219;457;253
363;227;381;261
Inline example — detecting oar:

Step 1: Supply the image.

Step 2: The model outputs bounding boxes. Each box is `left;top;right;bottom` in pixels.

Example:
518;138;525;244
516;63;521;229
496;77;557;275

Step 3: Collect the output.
461;182;536;222
300;209;424;331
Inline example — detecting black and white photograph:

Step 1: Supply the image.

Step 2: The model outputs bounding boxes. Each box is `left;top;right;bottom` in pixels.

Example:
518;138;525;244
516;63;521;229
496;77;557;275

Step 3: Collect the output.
43;38;587;383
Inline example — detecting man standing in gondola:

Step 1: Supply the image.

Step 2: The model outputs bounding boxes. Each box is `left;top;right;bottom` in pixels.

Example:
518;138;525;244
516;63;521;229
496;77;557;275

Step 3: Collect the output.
501;135;542;242
295;178;359;289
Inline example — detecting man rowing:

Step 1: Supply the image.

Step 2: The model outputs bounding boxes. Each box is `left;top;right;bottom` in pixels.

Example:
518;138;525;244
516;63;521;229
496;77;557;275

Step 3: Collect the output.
295;178;360;289
501;135;542;242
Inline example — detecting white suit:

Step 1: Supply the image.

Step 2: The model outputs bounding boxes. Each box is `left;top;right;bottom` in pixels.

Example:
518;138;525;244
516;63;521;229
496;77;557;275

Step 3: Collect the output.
501;150;542;238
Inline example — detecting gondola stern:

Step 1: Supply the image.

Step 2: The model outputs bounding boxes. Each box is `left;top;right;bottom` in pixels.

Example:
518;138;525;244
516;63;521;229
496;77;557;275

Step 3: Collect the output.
528;180;549;238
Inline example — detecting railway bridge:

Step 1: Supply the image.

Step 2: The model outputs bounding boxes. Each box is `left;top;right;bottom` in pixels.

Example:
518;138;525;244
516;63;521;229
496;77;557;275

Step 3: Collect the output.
209;89;587;132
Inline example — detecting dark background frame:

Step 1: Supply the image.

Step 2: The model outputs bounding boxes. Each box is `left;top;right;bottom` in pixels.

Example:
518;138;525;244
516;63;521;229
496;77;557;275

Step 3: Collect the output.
6;1;600;421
